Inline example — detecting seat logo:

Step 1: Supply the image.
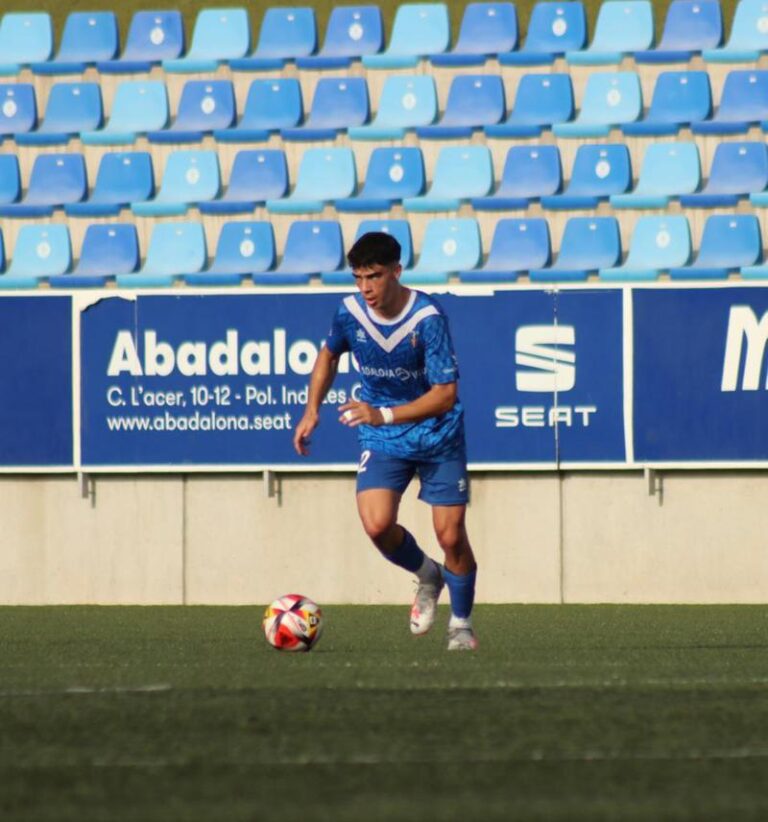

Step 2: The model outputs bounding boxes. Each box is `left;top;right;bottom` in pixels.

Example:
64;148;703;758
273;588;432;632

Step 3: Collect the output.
515;325;576;392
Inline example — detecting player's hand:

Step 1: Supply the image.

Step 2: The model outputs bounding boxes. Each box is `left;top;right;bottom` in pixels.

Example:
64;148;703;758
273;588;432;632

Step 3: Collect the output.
338;401;386;427
293;411;319;456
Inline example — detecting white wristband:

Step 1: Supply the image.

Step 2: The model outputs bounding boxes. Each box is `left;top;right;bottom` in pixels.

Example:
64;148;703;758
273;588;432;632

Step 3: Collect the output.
379;406;395;425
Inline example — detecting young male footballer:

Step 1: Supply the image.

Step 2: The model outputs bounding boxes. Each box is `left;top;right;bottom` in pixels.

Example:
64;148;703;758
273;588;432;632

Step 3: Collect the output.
293;232;478;651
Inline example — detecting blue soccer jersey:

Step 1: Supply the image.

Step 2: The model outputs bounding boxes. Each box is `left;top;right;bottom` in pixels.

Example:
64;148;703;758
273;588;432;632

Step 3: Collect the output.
325;290;465;460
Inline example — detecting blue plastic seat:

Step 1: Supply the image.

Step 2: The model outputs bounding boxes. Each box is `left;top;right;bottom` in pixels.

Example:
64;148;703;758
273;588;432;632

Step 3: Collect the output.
404;146;493;211
416;74;505;138
401;218;482;284
0;13;52;74
148;80;236;143
297;6;383;69
530;217;621;282
199;150;288;215
321;219;414;284
0;154;87;217
0;84;37;137
117;222;207;287
611;142;700;209
499;1;586;65
554;72;642;137
542;144;631;210
32;12;118;74
185;221;276;285
49;224;140;288
81;81;169;145
622;71;712;137
567;1;653;65
635;0;722;63
704;0;768;63
0;155;21;204
215;79;302;142
267;148;356;213
349;76;437;140
431;3;518;66
669;215;761;279
230;7;316;70
459;218;550;282
66;152;154;217
15;83;102;146
692;70;768;135
485;73;574;138
257;220;344;285
683;142;768;207
335;147;425;212
600;216;691;281
98;11;185;72
0;225;71;288
281;77;369;141
363;3;450;69
472;145;561;210
132;150;220;216
163;8;250;73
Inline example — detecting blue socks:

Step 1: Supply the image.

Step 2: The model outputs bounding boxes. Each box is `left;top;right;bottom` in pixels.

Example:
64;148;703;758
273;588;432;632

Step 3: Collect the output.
382;528;426;574
442;566;477;620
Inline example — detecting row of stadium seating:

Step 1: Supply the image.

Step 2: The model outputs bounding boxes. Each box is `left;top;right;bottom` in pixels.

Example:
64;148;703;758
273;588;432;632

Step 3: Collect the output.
2;214;768;288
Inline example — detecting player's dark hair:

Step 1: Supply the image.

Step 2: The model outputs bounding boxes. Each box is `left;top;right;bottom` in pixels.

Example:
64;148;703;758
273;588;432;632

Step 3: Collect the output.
347;232;401;270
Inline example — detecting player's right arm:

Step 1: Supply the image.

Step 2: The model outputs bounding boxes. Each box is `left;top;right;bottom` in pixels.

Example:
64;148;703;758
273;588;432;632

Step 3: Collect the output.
293;345;341;456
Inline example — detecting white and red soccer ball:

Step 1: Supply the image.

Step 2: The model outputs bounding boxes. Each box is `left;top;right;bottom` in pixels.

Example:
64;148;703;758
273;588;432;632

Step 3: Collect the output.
263;594;323;652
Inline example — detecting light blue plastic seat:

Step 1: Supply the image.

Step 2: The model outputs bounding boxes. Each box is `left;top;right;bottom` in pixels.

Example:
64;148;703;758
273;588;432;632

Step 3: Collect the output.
684;142;768;207
404;146;493;212
32;12;118;74
704;0;768;63
335;147;425;212
185;221;276;285
622;71;712;137
0;225;71;288
635;0;722;63
163;8;250;73
257;220;344;285
567;1;654;65
530;217;621;281
281;77;369;141
81;81;169;145
215;78;302;142
0;230;6;273
472;145;561;210
66;152;154;218
132;150;220;216
0;155;21;204
148;80;236;143
98;11;185;73
117;222;207;287
431;3;518;66
692;70;768;135
199;150;288;215
267;148;356;213
554;72;642;137
542;144;631;210
230;7;316;70
297;6;383;69
0;13;52;75
499;1;586;65
416;75;505;138
0;84;37;137
349;76;437;140
401;218;482;284
611;142;700;209
49;224;140;288
485;73;574;138
670;215;761;279
16;83;102;146
363;3;450;69
321;219;413;284
459;218;550;282
600;215;691;281
0;153;87;217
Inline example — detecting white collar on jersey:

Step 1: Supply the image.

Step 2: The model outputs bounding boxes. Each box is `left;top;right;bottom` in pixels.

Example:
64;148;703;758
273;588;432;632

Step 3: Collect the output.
343;292;439;353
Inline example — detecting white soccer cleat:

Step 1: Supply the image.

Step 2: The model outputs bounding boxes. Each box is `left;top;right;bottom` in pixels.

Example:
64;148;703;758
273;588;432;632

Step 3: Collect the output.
410;567;444;636
447;622;478;652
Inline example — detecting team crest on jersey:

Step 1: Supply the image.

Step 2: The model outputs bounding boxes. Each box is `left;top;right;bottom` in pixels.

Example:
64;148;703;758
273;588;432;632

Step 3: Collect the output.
356;328;367;343
410;331;419;348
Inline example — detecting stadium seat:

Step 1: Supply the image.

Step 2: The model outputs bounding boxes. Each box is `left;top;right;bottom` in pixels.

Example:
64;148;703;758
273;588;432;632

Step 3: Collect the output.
600;215;691;280
416;74;505;138
0;13;52;74
542;144;630;210
0;154;87;217
0;225;71;288
0;84;37;138
683;142;768;207
499;1;586;65
148;80;236;143
401;218;482;284
0;155;21;204
49;224;140;288
530;216;621;281
117;222;207;287
66;151;154;217
321;218;413;284
348;76;437;139
566;1;654;64
622;71;712;137
635;0;722;63
98;11;185;72
80;81;169;145
131;150;220;216
15;83;102;146
281;77;369;141
163;8;250;73
184;221;276;285
691;70;768;135
267;148;356;213
198;150;288;215
256;220;344;285
485;73;574;137
554;72;642;137
611;142;700;209
403;146;493;211
229;7;316;70
215;78;302;142
472;145;561;210
703;0;768;62
335;147;425;212
430;2;518;66
458;217;550;282
32;12;118;74
0;230;5;273
363;3;450;68
669;214;761;279
296;6;383;68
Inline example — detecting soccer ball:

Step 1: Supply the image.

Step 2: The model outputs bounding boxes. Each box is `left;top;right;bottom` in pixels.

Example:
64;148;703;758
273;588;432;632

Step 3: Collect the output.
263;594;323;652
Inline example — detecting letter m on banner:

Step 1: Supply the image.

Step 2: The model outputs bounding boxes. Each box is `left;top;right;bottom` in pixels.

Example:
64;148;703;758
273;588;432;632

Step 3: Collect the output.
721;306;768;391
515;325;576;392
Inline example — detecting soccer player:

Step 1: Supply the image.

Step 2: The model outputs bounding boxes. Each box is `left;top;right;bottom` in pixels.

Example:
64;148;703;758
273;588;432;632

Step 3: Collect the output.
293;232;478;651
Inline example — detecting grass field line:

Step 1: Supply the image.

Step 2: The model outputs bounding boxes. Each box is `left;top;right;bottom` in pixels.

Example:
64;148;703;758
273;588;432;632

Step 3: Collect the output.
0;684;172;697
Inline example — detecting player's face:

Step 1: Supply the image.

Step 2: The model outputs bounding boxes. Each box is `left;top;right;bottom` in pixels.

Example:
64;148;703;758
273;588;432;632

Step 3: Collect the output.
352;263;405;316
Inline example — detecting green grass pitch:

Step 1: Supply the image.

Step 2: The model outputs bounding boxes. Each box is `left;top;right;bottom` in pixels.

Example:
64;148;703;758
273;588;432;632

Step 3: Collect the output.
3;604;768;820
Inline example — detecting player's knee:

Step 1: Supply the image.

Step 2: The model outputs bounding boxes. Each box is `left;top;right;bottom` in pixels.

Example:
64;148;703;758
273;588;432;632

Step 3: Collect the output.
434;520;465;554
360;511;397;544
